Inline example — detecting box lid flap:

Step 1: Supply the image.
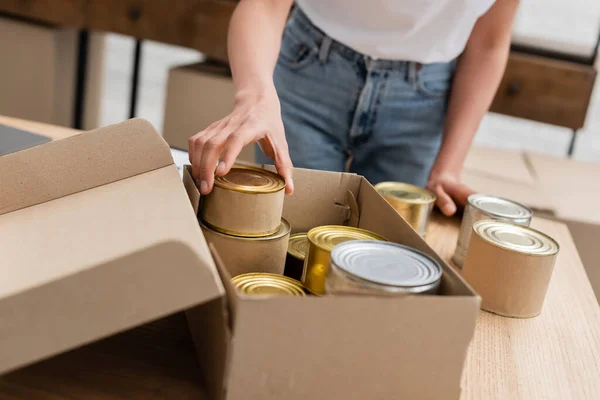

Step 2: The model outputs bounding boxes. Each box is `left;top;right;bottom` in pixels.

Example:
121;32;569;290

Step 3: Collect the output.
0;119;223;374
0;118;173;215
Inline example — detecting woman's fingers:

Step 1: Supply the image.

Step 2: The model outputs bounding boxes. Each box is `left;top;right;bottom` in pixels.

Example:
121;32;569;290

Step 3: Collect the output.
443;181;475;208
432;183;457;216
197;132;230;194
273;143;294;195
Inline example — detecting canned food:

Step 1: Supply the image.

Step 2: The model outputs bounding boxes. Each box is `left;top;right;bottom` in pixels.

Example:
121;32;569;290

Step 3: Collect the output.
201;165;286;237
462;220;559;318
326;241;442;295
285;232;309;281
303;226;387;295
200;218;290;277
374;182;436;236
232;273;306;296
453;194;532;268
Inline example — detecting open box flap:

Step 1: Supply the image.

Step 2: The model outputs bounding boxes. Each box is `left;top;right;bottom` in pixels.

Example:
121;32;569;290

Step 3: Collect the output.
0;118;173;215
0;119;223;374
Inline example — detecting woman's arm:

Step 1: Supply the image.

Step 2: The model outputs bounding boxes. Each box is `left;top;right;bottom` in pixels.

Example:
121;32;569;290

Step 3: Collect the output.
189;0;294;195
427;0;520;215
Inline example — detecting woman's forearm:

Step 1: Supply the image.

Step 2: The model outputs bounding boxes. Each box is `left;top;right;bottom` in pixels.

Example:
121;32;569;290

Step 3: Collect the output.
431;0;519;176
228;0;293;100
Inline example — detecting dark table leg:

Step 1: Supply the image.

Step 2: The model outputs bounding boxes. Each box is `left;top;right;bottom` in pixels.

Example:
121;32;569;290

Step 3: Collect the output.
129;39;143;119
73;30;89;129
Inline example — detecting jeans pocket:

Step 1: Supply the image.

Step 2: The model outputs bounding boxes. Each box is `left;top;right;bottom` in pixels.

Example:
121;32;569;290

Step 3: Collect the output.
277;22;320;70
417;62;456;97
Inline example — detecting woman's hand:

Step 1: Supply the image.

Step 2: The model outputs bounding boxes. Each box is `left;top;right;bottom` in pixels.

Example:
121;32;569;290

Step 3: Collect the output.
188;86;294;195
426;170;475;216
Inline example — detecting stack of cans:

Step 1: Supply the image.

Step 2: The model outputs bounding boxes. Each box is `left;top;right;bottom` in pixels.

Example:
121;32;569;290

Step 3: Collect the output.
199;165;290;277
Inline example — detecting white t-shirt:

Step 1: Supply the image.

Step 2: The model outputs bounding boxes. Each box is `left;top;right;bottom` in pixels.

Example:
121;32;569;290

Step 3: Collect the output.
296;0;496;63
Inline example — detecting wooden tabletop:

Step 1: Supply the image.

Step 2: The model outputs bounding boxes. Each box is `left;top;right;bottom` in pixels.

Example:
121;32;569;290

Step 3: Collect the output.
1;117;600;399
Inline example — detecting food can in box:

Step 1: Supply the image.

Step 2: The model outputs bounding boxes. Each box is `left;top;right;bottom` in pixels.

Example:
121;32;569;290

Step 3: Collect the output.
462;220;559;318
303;226;387;295
453;194;532;268
374;182;436;236
285;232;309;281
201;165;285;237
326;241;442;295
200;218;290;277
232;273;306;296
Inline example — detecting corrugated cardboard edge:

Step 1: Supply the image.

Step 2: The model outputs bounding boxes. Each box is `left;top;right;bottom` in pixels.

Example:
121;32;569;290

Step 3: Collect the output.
0;118;173;215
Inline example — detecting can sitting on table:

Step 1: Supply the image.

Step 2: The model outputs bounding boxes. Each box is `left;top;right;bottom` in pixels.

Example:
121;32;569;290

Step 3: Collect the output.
326;241;442;295
461;220;559;318
303;226;387;295
374;182;436;236
453;194;532;268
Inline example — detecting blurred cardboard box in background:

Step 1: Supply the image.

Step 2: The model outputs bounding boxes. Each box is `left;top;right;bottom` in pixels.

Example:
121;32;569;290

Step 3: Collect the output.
0;16;103;129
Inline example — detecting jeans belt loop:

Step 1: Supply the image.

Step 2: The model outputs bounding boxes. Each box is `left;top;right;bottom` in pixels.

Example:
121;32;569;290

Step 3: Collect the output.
319;36;333;64
407;61;418;84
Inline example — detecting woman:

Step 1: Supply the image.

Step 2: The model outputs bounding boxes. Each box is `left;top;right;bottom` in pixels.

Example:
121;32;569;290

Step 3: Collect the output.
189;0;519;216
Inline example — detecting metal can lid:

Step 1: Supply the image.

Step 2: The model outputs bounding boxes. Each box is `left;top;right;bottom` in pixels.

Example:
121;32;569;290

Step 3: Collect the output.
288;232;309;260
214;165;286;194
473;220;559;256
200;218;291;241
374;182;436;204
307;226;388;252
231;273;306;296
331;241;442;289
468;194;532;219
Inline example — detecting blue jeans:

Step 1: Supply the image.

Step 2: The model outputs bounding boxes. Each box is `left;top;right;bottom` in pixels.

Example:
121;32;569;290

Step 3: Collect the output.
256;7;456;187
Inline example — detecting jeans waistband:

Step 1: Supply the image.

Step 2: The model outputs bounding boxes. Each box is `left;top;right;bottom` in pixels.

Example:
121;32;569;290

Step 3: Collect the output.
291;6;418;70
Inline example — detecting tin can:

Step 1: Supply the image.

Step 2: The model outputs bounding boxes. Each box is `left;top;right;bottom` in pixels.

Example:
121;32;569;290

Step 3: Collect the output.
232;273;306;296
201;165;286;237
462;220;559;318
326;241;442;295
285;232;309;281
453;194;532;268
200;218;290;277
374;182;436;236
303;226;387;295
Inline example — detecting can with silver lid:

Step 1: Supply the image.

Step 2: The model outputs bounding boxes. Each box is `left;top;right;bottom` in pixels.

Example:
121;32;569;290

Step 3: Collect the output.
201;165;286;237
200;218;290;277
374;182;436;236
453;194;532;268
326;241;442;295
462;220;559;318
303;225;387;295
232;273;306;296
285;232;309;281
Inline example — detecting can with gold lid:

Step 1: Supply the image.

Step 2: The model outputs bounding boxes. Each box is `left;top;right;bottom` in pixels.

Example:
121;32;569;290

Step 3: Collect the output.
326;241;442;295
285;232;309;281
374;182;436;236
453;194;532;268
201;165;286;237
462;220;559;318
232;273;306;296
200;218;291;277
302;225;388;295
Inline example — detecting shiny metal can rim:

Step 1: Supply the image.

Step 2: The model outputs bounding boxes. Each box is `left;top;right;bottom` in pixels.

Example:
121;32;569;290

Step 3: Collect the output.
232;273;306;296
199;218;291;241
467;193;533;220
287;232;309;260
307;225;388;252
374;181;436;204
213;165;286;194
330;240;442;289
472;219;559;256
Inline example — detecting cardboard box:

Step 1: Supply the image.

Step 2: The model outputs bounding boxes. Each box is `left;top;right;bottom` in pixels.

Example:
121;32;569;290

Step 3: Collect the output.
163;60;255;162
0;119;479;399
0;16;102;129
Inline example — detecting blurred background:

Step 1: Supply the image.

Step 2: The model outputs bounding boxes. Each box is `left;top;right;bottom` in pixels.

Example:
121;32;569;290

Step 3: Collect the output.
1;0;599;161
